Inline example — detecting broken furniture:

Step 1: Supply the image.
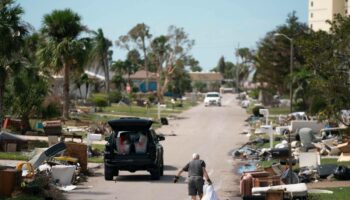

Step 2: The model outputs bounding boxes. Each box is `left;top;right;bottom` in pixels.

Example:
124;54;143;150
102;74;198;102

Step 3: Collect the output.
240;171;281;198
63;142;88;173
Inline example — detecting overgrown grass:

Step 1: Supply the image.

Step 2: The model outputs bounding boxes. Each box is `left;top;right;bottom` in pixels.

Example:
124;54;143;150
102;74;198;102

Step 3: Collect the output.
88;156;103;163
91;144;105;152
321;158;350;167
269;107;290;115
0;152;29;160
309;187;350;200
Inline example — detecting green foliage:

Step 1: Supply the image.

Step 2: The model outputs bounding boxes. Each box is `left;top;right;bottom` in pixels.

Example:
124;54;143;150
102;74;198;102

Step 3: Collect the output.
7;67;49;118
38;8;86;119
193;81;207;93
217;56;226;75
109;91;123;103
248;89;259;99
255;12;309;95
90;93;108;108
40;96;62;119
0;0;28;124
297;14;350;125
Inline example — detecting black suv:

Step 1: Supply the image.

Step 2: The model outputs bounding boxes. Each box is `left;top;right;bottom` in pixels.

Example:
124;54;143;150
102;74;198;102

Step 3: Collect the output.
104;118;165;180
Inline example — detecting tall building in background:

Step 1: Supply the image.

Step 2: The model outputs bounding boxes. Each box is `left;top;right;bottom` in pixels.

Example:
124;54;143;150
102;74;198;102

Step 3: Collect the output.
308;0;349;31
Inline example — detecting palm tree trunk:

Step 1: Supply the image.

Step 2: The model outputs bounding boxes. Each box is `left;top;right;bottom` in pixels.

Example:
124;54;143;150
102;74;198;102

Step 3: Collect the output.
63;61;70;119
0;79;5;127
104;57;110;106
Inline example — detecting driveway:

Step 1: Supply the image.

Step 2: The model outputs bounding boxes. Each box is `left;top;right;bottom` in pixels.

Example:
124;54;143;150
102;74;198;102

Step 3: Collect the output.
66;93;248;200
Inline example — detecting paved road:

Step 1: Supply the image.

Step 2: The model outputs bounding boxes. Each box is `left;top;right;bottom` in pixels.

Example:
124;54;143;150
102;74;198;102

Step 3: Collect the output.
67;93;249;200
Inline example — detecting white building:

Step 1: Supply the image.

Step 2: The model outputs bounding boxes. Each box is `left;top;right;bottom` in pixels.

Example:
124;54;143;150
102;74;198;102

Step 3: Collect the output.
308;0;349;31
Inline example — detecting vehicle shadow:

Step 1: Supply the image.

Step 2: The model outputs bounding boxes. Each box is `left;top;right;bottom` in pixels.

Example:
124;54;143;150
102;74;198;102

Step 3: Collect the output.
115;174;181;184
164;165;178;171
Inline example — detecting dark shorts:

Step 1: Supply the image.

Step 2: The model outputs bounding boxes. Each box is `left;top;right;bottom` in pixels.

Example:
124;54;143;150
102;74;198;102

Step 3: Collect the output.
188;176;204;196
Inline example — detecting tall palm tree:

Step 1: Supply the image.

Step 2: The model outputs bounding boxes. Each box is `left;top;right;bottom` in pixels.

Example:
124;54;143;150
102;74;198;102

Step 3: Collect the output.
37;9;85;119
89;28;112;96
0;0;28;126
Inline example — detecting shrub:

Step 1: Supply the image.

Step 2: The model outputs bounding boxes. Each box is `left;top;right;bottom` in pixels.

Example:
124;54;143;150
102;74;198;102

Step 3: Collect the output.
40;96;62;119
89;93;108;110
249;89;259;99
109;91;123;103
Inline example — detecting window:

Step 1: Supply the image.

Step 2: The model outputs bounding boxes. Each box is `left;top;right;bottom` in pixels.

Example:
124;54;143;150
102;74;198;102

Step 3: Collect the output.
310;24;313;29
346;9;348;14
311;13;313;18
311;1;313;7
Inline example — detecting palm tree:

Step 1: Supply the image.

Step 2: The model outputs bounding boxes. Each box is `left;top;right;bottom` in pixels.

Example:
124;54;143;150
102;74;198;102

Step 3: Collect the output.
37;9;85;119
0;0;28;126
89;28;112;96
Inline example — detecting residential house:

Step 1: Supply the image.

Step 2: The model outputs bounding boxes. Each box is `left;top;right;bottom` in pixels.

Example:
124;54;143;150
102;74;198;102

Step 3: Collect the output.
124;70;158;93
189;72;223;92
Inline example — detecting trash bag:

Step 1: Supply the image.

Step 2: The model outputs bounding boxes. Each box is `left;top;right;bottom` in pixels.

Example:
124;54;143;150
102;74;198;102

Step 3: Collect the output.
202;184;220;200
333;166;350;180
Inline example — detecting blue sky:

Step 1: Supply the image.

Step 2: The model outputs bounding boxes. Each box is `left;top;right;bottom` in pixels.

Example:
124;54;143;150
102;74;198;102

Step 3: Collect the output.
18;0;307;71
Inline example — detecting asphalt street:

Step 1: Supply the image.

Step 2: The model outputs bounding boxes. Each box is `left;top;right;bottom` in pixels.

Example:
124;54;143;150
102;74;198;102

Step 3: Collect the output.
66;93;249;200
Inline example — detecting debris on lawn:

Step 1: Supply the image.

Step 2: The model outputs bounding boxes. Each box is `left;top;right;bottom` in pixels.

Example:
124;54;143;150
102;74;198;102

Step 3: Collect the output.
235;101;350;200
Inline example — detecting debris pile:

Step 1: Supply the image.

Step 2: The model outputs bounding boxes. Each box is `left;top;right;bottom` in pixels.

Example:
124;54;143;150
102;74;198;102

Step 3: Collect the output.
235;103;350;199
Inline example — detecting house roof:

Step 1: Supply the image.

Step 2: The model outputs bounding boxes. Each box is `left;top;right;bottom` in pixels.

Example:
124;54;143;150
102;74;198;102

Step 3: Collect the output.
189;72;223;81
0;131;26;143
126;70;158;80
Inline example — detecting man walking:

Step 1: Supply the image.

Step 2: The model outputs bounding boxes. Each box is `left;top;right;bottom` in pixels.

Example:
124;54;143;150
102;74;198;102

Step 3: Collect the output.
173;153;212;200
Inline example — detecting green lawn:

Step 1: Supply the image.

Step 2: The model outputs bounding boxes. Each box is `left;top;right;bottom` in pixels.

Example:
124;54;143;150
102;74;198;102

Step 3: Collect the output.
0;152;29;161
309;187;350;200
76;99;194;124
88;156;103;163
321;158;350;167
269;107;290;115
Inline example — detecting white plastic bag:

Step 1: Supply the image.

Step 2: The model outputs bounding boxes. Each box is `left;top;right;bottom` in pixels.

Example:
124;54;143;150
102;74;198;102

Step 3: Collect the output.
202;184;220;200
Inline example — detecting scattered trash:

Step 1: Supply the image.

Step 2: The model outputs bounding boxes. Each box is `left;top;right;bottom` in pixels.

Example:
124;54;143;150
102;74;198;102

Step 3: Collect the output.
51;165;76;186
57;185;77;191
333;166;350;180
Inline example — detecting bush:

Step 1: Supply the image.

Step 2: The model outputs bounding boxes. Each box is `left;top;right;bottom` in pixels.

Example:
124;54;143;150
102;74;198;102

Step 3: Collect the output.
40;96;62;119
147;93;157;104
249;89;259;99
252;105;265;117
89;93;108;110
109;91;123;103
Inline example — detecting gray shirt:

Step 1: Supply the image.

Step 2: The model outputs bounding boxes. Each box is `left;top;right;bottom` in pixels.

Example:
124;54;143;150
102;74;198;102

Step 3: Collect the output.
183;159;206;177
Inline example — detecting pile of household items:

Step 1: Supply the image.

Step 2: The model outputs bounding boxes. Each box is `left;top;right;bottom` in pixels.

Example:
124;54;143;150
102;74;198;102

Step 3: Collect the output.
0;141;90;198
0;120;106;198
235;107;350;200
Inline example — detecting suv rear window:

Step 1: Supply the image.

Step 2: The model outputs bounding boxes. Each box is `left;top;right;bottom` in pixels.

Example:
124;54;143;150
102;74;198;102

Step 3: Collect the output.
207;93;219;97
115;131;148;154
